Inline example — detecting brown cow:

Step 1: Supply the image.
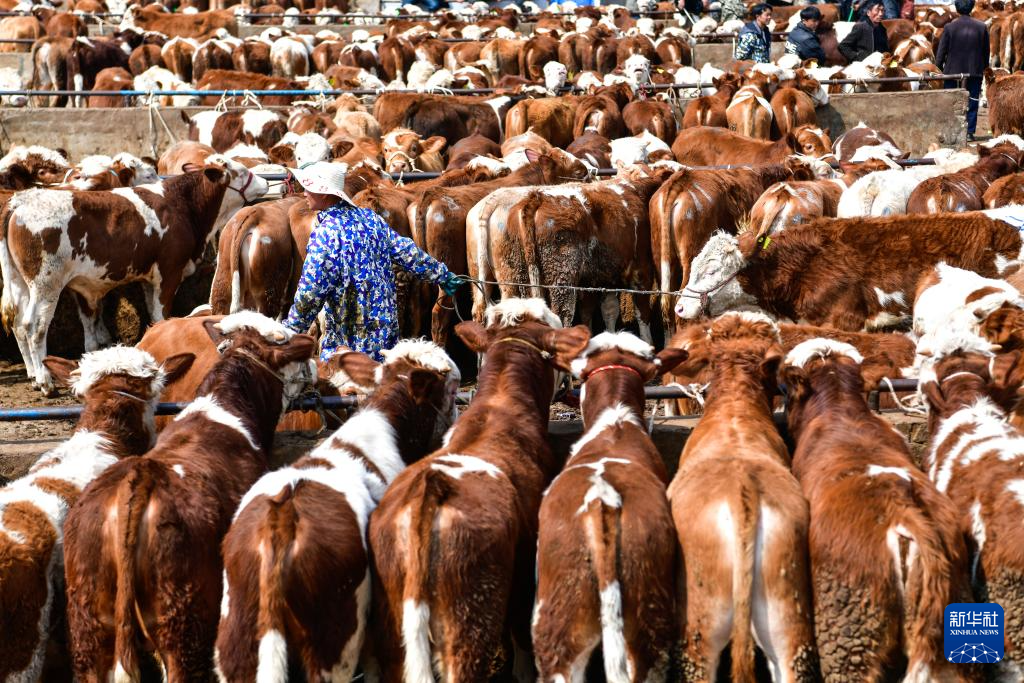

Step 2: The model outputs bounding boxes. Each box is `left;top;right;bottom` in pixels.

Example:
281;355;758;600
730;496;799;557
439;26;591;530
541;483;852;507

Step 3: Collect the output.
675;214;1024;330
985;68;1024;136
120;4;236;39
87;66;133;107
0;156;268;393
534;332;688;683
215;341;459;681
161;36;196;82
984;170;1024;208
918;342;1024;678
63;314;316;682
374;92;512;145
368;299;591;682
671;125;832;165
382;128;447;174
158;140;217;175
232;39;272;75
831;121;903;160
505;96;578;149
668;312;816;680
726;79;775;140
567;129;612;169
572;91;627;140
183;109;287;153
0;16;42;53
196;69;303;106
446;132;502;170
682;72;741;129
781;338;976;682
650;158;817;329
0;346;193;683
770;86;818;137
519;33;559;80
193;37;235;82
30;36;72;107
907;138;1024;213
622;99;677;144
128;43;164;75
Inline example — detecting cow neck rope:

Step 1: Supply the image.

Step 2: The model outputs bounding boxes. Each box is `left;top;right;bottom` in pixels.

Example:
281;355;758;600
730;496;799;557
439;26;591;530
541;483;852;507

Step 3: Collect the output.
582;364;643;383
494;336;551;359
228;171;255;204
679;270;741;316
232;347;286;385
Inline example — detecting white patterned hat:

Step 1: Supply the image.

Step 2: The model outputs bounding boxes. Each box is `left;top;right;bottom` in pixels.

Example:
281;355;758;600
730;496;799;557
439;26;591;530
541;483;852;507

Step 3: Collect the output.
290;161;355;205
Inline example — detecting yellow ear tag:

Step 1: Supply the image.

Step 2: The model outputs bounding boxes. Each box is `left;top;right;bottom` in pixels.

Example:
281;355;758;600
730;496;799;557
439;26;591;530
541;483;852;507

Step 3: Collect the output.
762;236;772;249
889;60;899;68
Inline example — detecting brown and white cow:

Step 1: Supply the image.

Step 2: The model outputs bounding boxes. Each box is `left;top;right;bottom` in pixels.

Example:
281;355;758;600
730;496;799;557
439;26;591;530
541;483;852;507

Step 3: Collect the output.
831;121;903;161
369;299;590;682
66;37;132;108
668;312;817;680
374;92;512;145
781;338;976;682
984;171;1024;208
158;140;217;175
907;137;1024;213
0;346;193;683
63;313;316;682
671;125;832;166
918;339;1024;678
215;340;459;681
725;78;775;140
534;332;687;683
985;68;1024;137
382;128;447;174
0;155;268;393
675;214;1024;331
184;109;288;153
0;145;71;187
64;153;159;191
119;4;236;39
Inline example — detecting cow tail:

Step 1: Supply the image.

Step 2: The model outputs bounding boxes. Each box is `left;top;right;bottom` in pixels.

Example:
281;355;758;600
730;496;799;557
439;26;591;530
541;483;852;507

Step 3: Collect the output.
583;492;629;683
729;476;759;683
754;185;791;238
513;191;546;299
112;463;158;683
506;101;527;140
0;201;18;333
659;180;682;329
900;488;959;682
255;487;297;683
401;469;451;683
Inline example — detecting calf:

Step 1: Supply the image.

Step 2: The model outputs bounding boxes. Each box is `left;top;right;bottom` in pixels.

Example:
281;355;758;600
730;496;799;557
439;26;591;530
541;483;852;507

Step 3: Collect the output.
382;128;447;174
671;125;832;165
726;81;775;140
505;96;578;149
681;72;740;128
573;91;627;140
64;152;159;191
128;43;164;75
0;156;268;393
209;196;304;319
446;132;501;170
650;158;816;329
907;138;1024;213
66;37;131;108
622;99;676;144
837;152;979;217
369;299;590;682
0;145;70;187
675;214;1024;330
912;263;1024;342
0;347;192;683
63;314;316;682
831;121;902;161
533;332;686;683
770;87;819;137
919;340;1024;678
158;140;217;174
215;341;458;682
984;171;1024;208
196;69;303;107
668;312;816;680
193;38;236;82
374;92;513;146
780;339;976;682
985;68;1024;136
184;109;287;153
86;66;133;108
232;38;272;75
567;129;612;169
498;169;668;340
160;36;196;82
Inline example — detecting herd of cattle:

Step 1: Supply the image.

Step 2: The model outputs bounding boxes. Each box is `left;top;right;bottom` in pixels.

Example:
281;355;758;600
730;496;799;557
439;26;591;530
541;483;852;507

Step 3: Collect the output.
3;1;1024;682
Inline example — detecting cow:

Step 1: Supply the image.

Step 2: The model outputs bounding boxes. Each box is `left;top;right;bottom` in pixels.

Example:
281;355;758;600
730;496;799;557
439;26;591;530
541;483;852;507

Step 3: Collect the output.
0;156;268;393
533;332;687;682
622;99;677;144
0;346;193;683
650;158;817;329
158;140;217;175
831;121;903;161
193;37;236;82
682;72;741;129
726;79;775;140
195;69;304;106
209;196;304;320
668;312;817;680
66;37;132;108
985;68;1024;136
214;340;459;681
128;43;164;75
87;66;134;107
382;128;447;174
30;36;72;107
0;145;71;187
374;92;512;145
368;298;591;683
837;151;979;217
906;137;1024;213
567;129;612;169
671;125;833;166
572;91;628;140
780;338;976;682
446;132;502;170
63;313;316;682
0;15;42;53
674;214;1024;331
984;171;1024;208
505;96;578;149
119;4;236;39
64;153;159;191
232;38;272;75
912;263;1024;346
497;168;670;341
183;109;287;153
270;34;309;78
917;339;1024;678
161;36;196;82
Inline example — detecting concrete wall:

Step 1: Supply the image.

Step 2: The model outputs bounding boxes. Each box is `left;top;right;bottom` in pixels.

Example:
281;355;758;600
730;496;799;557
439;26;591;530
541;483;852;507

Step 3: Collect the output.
692;41;785;67
0;53;32;84
0;87;966;159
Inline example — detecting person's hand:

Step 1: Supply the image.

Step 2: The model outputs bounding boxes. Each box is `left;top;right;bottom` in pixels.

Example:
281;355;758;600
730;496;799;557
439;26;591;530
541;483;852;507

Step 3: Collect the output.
441;273;465;297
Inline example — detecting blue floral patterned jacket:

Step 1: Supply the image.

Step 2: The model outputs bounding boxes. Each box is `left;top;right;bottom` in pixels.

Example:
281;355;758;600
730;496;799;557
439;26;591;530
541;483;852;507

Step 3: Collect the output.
284;202;452;361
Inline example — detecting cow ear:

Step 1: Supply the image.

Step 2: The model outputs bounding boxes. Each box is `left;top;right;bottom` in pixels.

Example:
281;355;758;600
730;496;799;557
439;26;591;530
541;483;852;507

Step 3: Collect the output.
182;162;201;172
761;345;785;389
56;148;69;161
919;378;949;415
204;319;227;347
524;148;542;163
42;356;79;388
332;139;355;158
455;321;490;352
203;166;226;184
324;351;381;393
116;167;135;187
422;135;446;156
141;156;157;167
268;333;317;368
978;144;991;157
654;347;689;376
408;367;444;405
542;324;592;372
778;364;810;405
160;352;196;386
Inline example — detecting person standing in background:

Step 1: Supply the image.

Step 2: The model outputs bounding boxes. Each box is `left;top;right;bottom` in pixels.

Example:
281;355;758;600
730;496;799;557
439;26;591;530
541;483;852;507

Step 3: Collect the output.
936;0;989;141
838;0;888;63
734;3;773;62
785;6;827;63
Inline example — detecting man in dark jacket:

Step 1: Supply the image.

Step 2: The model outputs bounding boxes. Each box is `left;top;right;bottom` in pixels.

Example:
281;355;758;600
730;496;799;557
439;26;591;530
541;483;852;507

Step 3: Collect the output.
785;6;827;62
838;0;889;62
734;3;773;62
936;0;989;139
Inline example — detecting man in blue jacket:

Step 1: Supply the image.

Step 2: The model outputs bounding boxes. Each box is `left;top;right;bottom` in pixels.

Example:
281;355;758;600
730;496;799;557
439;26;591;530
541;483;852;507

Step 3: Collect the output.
734;3;773;62
936;0;989;140
284;162;464;361
785;6;827;63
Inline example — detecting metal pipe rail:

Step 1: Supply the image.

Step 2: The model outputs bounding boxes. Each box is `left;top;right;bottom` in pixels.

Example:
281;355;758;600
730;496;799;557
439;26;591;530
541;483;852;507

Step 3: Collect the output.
0;378;922;422
0;73;970;100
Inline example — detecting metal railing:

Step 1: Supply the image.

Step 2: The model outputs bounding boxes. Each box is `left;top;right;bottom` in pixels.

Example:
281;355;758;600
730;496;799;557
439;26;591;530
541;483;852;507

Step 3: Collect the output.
0;377;922;421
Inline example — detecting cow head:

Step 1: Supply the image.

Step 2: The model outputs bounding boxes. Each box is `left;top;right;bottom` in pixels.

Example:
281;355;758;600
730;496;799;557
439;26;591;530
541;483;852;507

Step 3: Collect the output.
788;125;833;159
623;54;652;87
569;331;690;409
675;231;753;320
382;128;445;174
203;153;269;204
780;337;866;416
542;60;568;92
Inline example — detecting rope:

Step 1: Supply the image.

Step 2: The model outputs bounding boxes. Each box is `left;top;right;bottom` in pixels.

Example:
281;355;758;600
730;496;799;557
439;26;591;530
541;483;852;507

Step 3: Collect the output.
460;275;680;298
881;377;928;416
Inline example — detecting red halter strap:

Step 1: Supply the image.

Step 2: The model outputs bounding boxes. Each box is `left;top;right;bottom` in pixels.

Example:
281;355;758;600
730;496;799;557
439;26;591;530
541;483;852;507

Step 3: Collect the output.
583;364;644;383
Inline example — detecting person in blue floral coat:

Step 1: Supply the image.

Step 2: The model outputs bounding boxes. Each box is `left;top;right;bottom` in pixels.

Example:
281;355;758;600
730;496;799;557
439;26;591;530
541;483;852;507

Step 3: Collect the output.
283;161;464;361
